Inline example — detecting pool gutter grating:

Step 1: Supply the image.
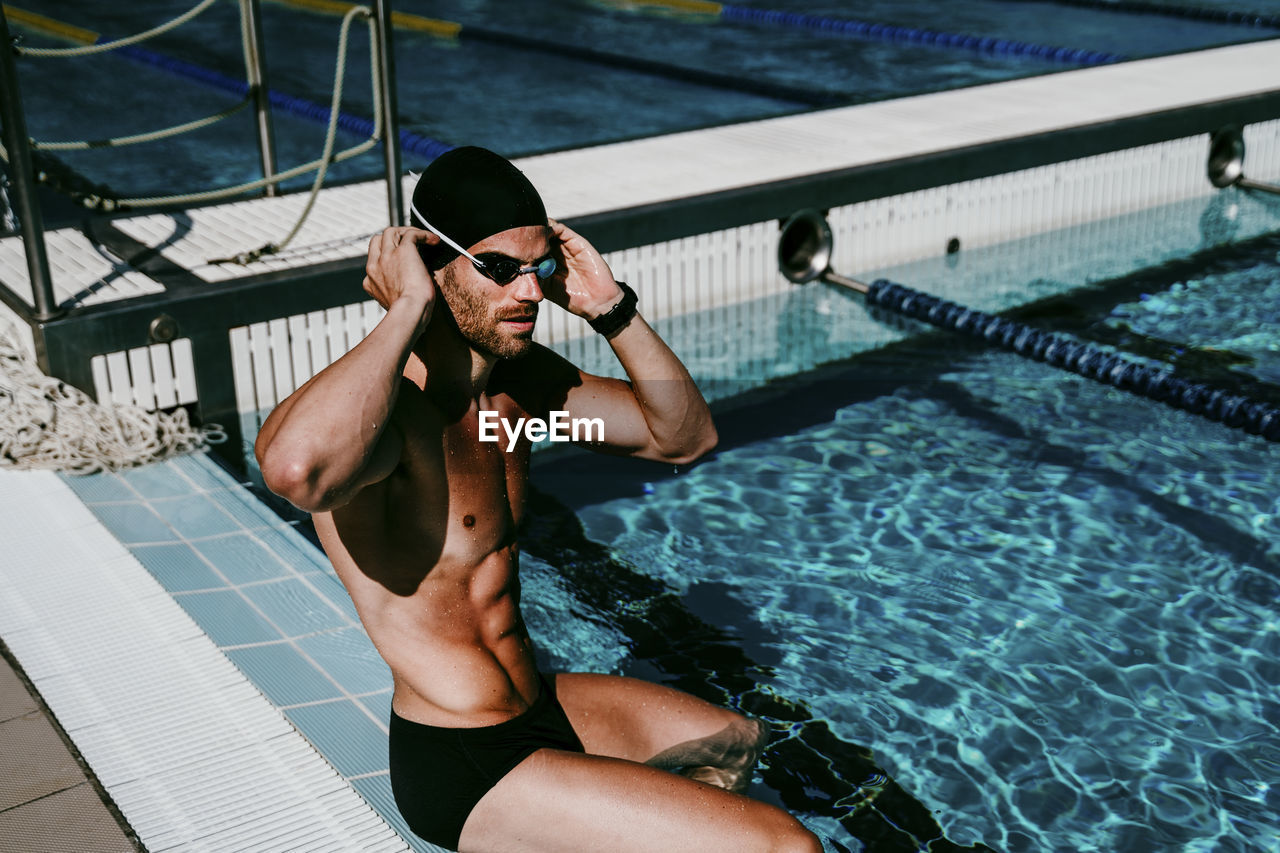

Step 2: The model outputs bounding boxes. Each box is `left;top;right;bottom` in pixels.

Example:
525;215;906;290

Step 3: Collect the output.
0;468;412;853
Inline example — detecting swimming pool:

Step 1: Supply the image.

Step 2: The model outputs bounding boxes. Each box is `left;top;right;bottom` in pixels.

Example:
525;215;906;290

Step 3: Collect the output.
538;354;1279;851
8;0;1280;205
520;216;1280;849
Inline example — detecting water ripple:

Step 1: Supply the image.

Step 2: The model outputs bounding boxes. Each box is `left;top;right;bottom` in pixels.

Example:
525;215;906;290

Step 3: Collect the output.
570;346;1280;850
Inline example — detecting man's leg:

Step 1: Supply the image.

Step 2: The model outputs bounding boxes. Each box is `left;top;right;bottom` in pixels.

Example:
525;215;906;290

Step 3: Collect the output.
551;672;769;791
459;748;822;853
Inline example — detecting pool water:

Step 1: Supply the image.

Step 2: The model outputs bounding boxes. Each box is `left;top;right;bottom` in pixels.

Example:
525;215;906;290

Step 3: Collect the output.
526;230;1280;851
1104;266;1280;387
8;0;1280;202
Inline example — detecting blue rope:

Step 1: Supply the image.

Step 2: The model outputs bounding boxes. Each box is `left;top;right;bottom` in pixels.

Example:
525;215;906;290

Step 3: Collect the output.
109;42;453;162
1005;0;1280;30
719;4;1128;65
867;279;1280;441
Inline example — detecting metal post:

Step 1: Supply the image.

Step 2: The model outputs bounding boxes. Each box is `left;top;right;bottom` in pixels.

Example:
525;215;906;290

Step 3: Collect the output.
242;0;278;197
372;0;403;226
0;7;59;321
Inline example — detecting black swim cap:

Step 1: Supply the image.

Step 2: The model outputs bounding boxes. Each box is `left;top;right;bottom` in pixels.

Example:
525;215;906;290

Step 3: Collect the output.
409;147;547;270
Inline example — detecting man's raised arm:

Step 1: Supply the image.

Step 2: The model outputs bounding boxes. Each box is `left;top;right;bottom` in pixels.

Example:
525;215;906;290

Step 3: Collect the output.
254;228;437;512
542;220;717;465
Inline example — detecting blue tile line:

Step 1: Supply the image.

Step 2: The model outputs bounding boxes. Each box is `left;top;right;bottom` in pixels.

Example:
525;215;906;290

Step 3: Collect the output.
121;463;202;499
241;578;352;637
284;699;390;777
59;453;416;845
175;588;285;646
193;533;293;584
132;542;227;592
225;644;345;706
149;493;246;539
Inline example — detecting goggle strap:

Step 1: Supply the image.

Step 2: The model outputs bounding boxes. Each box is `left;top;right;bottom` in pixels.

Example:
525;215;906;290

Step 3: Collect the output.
407;199;486;268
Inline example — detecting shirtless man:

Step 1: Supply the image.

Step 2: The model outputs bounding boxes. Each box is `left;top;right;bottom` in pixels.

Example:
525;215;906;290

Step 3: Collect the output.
256;147;823;853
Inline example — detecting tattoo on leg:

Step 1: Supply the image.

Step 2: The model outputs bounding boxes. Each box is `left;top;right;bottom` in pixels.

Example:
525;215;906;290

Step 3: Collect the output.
645;717;769;793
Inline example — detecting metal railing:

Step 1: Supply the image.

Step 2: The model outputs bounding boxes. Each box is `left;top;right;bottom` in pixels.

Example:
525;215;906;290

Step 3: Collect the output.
241;0;280;198
0;5;54;320
0;0;404;317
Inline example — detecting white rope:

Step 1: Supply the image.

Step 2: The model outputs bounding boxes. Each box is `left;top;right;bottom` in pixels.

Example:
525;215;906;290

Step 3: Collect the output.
8;1;385;259
189;232;379;272
208;4;383;265
0;325;223;475
115;134;378;208
270;4;381;255
114;6;382;215
15;0;222;58
32;95;253;151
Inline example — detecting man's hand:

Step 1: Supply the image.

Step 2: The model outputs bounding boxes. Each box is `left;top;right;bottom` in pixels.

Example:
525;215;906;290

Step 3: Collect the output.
363;227;439;334
543;219;625;321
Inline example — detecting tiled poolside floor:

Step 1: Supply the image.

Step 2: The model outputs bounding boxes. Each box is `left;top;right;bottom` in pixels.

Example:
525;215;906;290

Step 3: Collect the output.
58;452;444;853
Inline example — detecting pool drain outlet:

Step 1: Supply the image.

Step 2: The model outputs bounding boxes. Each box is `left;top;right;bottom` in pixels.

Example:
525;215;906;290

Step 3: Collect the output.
1207;126;1280;195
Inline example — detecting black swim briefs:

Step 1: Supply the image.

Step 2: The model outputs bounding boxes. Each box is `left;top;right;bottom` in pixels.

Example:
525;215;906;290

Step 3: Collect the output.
388;675;585;851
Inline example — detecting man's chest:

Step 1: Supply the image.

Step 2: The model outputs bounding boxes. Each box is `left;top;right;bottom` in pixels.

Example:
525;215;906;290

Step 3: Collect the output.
389;394;531;550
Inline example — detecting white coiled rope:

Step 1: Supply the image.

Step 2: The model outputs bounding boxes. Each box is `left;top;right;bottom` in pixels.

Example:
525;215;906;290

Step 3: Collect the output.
0;325;223;474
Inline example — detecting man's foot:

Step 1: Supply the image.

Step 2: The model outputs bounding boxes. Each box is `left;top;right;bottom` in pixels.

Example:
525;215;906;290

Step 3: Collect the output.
647;716;770;793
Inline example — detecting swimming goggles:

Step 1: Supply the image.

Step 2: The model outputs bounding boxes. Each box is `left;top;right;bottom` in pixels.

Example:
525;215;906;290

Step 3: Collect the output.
409;198;557;285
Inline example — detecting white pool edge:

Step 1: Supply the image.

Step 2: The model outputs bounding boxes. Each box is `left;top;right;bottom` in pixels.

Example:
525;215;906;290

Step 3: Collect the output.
0;467;415;853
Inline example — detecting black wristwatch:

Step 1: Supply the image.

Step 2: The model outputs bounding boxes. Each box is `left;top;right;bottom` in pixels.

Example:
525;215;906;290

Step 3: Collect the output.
588;281;638;338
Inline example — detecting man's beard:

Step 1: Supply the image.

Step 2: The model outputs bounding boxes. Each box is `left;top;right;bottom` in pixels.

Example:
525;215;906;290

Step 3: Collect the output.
440;277;536;359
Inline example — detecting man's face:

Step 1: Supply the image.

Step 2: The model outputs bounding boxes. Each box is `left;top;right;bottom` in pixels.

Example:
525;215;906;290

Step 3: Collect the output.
437;225;552;359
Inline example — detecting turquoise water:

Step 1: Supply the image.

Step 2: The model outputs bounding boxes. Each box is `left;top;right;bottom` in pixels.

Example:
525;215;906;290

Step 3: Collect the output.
1105;268;1280;387
9;0;1280;202
527;230;1280;850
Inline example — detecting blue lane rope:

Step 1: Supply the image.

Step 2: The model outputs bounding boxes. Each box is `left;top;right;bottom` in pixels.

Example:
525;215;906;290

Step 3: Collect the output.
718;4;1128;65
1001;0;1280;30
865;279;1280;441
109;42;454;162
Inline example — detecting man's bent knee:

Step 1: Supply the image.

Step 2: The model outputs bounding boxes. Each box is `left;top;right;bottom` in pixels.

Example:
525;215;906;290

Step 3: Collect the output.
782;823;825;853
764;810;825;853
